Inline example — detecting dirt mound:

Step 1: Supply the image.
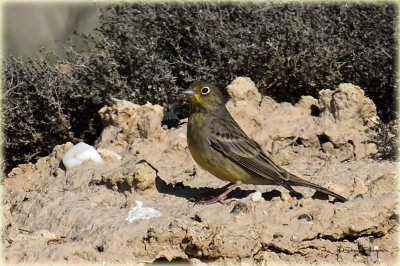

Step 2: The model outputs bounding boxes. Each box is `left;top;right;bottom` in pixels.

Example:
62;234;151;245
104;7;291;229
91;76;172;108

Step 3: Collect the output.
2;78;397;264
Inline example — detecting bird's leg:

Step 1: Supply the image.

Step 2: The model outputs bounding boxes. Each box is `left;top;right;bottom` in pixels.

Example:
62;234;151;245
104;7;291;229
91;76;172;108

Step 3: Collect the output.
199;183;239;205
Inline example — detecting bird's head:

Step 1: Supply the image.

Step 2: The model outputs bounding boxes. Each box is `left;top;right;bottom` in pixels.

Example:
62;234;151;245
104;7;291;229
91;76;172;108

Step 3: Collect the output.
182;81;224;112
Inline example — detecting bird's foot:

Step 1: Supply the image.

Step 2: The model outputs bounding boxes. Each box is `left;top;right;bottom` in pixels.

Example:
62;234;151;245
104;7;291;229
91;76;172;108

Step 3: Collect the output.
196;183;239;205
197;195;228;205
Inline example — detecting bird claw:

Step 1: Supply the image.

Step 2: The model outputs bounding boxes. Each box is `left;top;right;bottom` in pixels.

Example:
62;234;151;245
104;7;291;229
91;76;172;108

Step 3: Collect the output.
195;183;239;205
196;196;228;205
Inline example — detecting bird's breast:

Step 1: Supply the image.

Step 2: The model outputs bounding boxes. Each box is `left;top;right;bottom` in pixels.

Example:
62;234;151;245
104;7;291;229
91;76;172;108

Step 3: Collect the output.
186;113;252;183
187;113;210;161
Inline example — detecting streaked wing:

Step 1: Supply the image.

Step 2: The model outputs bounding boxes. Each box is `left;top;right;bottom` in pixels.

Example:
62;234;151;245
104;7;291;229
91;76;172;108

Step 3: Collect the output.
208;114;291;187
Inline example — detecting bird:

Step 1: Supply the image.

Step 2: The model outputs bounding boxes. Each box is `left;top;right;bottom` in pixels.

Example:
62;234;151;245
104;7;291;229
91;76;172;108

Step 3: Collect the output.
182;80;346;204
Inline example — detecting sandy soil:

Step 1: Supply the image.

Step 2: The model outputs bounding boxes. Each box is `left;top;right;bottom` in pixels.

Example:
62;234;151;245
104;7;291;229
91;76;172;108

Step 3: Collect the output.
2;77;398;264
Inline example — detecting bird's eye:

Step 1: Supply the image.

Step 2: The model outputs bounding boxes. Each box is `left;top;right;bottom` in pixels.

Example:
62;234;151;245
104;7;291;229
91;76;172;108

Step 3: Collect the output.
201;87;210;95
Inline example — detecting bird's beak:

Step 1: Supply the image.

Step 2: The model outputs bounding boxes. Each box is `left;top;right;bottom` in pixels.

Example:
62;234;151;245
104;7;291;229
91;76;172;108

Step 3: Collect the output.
182;87;196;96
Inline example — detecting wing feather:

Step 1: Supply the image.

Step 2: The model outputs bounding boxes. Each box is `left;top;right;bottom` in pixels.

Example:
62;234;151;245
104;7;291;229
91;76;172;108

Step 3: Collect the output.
208;115;291;187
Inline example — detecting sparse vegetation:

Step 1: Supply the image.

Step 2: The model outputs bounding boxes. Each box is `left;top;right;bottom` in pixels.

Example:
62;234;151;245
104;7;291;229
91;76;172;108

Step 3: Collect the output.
2;2;397;172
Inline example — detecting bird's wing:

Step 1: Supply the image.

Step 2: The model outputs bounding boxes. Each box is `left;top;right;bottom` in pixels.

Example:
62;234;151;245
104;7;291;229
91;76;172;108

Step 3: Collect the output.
207;115;293;188
207;113;347;202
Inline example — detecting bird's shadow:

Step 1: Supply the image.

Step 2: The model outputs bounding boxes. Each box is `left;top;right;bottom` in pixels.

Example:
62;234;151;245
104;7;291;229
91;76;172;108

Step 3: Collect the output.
155;176;340;203
155;176;323;203
143;159;336;203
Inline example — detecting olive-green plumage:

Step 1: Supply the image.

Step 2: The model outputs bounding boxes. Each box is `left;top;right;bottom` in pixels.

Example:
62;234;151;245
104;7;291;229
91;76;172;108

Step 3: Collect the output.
183;81;346;202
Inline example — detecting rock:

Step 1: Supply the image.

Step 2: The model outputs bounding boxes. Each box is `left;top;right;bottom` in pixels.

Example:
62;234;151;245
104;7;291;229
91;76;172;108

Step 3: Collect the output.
317;83;379;160
354;194;364;200
2;77;396;265
298;214;312;222
98;98;164;141
322;142;334;153
352;177;368;195
97;149;122;161
226;77;262;106
134;162;158;192
161;111;181;129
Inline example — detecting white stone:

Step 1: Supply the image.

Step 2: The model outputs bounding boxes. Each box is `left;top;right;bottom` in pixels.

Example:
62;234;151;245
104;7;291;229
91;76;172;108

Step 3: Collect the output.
62;142;104;169
125;200;162;223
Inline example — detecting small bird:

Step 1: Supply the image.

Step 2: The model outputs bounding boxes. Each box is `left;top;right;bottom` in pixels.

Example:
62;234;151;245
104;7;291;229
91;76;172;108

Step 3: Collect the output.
183;81;346;204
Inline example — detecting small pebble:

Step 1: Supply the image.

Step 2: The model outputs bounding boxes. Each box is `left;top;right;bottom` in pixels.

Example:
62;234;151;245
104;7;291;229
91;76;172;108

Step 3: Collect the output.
250;191;262;201
273;233;283;239
97;149;122;160
291;233;300;242
298;214;312;222
354;194;364;200
280;194;289;201
231;202;250;214
239;191;263;203
322;142;334;153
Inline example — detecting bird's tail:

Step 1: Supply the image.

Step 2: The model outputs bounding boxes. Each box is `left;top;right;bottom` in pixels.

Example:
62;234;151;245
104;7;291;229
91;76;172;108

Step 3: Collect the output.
287;173;347;202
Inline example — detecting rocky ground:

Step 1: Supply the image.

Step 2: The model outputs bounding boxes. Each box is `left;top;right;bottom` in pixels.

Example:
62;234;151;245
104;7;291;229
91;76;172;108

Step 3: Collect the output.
2;77;398;264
